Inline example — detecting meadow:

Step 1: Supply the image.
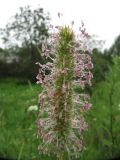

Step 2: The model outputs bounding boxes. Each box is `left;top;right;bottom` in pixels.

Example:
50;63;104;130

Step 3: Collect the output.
0;78;44;160
0;74;120;160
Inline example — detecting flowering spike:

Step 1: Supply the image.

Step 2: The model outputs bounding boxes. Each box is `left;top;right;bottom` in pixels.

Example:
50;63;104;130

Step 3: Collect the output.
36;22;93;159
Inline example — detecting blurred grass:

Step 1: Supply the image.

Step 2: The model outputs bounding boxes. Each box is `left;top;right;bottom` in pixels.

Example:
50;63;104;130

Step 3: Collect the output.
0;78;55;160
0;78;120;160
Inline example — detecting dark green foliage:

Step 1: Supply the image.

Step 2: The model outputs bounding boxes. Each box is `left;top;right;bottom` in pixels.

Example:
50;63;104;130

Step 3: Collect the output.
91;48;112;85
80;57;120;160
92;33;120;85
108;35;120;56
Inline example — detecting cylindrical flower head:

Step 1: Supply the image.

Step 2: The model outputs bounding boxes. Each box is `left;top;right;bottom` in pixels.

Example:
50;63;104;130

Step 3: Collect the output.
37;24;93;159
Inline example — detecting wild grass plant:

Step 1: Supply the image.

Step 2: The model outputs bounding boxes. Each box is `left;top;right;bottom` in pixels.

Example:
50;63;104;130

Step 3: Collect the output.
36;15;93;160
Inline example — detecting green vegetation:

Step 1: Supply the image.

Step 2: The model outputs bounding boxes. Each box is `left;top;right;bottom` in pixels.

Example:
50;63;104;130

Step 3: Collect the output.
0;57;120;160
0;79;41;160
80;57;120;160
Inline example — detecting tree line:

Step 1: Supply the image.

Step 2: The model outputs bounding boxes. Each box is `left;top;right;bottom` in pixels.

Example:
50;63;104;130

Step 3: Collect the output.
0;5;120;84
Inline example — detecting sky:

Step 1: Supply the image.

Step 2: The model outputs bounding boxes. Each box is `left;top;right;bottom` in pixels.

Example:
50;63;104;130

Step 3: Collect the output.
0;0;120;49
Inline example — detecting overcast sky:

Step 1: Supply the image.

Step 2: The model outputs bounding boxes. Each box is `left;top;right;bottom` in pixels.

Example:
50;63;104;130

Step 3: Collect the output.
0;0;120;49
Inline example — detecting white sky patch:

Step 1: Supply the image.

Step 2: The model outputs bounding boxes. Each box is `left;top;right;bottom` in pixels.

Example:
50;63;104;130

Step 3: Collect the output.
0;0;120;49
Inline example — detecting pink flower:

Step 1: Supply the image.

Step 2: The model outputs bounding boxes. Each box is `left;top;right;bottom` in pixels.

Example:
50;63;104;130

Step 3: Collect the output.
42;48;50;58
83;103;92;110
36;74;44;84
